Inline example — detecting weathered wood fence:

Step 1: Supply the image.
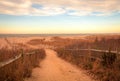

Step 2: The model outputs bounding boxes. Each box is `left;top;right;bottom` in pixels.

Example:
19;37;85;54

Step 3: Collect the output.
0;51;38;68
61;48;119;61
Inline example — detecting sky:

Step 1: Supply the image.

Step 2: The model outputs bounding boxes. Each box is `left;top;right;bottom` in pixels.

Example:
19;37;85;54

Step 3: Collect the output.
0;0;120;34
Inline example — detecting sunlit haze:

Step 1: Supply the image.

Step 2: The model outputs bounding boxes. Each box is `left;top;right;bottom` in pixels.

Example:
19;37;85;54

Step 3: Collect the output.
0;0;120;34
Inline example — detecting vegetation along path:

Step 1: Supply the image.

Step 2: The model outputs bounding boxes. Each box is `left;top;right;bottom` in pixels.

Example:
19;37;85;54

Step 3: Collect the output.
25;49;95;81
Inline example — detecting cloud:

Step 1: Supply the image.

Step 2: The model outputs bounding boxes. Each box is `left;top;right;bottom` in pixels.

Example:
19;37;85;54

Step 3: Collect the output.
0;0;120;16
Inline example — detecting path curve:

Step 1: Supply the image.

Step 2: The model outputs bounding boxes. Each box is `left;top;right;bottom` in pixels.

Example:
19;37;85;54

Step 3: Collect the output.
25;49;95;81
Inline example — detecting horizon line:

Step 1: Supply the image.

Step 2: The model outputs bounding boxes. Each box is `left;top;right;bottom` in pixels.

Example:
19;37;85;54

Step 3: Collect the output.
0;33;120;35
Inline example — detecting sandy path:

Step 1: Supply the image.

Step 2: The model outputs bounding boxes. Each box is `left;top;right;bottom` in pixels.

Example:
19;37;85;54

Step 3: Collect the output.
25;49;95;81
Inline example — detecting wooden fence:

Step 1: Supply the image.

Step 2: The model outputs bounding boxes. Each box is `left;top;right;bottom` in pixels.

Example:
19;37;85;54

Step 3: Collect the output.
0;51;36;68
63;48;120;54
61;48;119;61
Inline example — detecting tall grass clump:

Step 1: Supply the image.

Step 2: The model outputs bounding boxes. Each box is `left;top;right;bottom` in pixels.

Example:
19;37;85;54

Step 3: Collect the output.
0;48;46;81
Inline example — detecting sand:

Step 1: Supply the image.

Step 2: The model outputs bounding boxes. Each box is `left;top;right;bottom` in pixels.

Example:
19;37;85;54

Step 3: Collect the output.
0;36;88;49
24;49;95;81
0;37;46;49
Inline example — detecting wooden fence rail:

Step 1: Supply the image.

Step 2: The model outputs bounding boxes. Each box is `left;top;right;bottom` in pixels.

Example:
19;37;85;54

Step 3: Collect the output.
0;51;36;68
63;49;120;54
60;48;120;62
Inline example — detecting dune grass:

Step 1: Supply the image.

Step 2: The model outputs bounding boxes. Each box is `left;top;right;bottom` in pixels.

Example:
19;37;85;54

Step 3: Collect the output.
56;37;120;81
0;48;46;81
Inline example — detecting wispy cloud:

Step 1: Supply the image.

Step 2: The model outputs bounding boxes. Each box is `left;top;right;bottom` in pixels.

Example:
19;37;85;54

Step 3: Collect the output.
0;0;120;16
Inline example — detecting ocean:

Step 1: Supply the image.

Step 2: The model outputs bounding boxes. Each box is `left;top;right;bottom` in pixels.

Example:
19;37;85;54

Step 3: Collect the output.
0;34;88;38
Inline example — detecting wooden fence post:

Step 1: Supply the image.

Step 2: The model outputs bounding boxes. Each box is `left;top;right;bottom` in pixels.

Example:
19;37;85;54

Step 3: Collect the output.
21;49;24;63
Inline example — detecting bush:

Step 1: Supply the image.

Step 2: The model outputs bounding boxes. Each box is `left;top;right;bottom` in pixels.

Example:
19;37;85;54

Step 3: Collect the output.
101;51;117;68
